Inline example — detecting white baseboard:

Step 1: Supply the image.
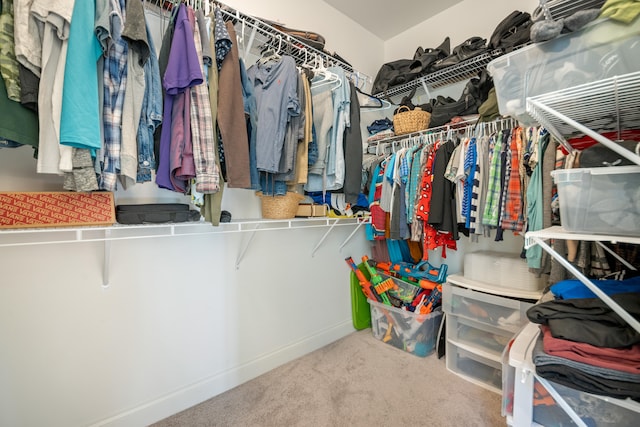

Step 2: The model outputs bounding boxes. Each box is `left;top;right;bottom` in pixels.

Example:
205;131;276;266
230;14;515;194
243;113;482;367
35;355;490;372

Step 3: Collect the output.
90;320;354;427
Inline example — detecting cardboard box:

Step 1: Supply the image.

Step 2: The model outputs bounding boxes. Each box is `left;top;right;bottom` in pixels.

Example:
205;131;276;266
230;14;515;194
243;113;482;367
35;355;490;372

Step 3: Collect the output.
295;203;327;217
0;192;116;229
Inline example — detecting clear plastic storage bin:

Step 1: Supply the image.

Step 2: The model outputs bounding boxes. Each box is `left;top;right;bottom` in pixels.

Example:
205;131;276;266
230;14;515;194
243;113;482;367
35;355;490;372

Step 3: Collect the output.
487;17;640;124
369;300;442;357
552;166;640;236
463;252;545;292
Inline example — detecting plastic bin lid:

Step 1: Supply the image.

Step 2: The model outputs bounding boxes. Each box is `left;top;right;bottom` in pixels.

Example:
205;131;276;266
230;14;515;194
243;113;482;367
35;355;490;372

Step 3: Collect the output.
551;165;640;178
508;322;540;370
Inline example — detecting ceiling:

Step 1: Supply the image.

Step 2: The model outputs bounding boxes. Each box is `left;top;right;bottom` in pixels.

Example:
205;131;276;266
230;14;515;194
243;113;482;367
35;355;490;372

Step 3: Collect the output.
322;0;463;40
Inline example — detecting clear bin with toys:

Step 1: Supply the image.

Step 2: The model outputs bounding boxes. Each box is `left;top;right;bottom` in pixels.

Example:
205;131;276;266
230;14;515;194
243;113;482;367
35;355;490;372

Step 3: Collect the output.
368;273;443;357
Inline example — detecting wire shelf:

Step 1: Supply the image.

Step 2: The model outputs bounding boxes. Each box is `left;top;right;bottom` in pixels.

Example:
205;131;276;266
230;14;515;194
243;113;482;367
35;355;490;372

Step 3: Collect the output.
373;51;500;99
216;4;368;82
526;71;640;165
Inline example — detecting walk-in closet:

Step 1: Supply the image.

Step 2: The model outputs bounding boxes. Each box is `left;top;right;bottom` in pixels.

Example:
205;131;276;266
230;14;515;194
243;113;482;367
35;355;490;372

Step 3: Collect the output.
1;0;639;426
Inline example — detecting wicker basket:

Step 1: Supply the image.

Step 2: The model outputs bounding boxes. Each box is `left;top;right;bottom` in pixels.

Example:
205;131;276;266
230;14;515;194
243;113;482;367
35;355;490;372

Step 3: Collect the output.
258;191;305;219
393;106;431;136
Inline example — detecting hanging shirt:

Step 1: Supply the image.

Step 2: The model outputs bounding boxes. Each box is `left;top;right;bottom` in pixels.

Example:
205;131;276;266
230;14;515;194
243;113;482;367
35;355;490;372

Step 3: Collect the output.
482;131;505;226
60;0;102;152
324;66;350;190
136;22;162;183
247;55;300;174
0;0;21;102
99;0;128;190
501;127;525;232
32;0;75;175
190;8;219;193
156;3;203;192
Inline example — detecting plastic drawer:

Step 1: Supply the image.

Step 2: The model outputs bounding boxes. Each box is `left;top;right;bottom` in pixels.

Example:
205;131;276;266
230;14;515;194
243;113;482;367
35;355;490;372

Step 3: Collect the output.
446;340;502;393
447;313;514;358
536;379;640;427
442;283;533;333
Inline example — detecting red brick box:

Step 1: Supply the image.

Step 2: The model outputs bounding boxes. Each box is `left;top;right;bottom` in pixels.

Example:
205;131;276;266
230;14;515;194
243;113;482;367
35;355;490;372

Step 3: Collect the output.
0;192;116;229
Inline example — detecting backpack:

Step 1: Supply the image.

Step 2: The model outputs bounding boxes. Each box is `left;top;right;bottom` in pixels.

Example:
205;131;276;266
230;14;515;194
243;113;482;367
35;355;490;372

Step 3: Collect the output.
489;10;533;53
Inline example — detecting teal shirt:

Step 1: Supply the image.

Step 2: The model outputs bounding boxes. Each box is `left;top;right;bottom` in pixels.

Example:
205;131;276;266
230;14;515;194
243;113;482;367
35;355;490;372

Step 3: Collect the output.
59;0;102;150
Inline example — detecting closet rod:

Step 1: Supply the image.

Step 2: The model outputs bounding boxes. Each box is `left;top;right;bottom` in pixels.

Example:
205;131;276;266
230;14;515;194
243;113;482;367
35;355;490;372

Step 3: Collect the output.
367;115;518;152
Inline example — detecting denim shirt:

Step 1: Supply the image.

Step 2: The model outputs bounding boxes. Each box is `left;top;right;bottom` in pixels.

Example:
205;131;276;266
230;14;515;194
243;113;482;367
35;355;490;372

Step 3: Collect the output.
239;58;260;190
136;23;163;183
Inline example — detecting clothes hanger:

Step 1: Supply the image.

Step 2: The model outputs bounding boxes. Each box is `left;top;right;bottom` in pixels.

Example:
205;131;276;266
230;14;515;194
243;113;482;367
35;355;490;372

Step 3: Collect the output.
258;34;282;65
356;87;393;110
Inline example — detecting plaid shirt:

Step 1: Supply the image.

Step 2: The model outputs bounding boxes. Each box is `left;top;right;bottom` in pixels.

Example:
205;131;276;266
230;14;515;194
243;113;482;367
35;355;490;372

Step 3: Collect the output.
481;132;504;226
100;0;128;191
190;13;219;193
498;130;512;228
502;127;524;232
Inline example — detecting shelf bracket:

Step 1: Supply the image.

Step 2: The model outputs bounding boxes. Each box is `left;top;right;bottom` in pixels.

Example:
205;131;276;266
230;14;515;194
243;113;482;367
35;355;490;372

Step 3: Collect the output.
103;229;111;289
338;219;366;251
311;219;339;257
236;224;261;269
420;80;431;99
529;236;640;334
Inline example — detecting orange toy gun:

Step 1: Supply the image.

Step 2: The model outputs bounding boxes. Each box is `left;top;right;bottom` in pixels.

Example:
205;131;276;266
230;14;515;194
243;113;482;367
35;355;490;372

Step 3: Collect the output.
361;255;396;305
344;257;381;303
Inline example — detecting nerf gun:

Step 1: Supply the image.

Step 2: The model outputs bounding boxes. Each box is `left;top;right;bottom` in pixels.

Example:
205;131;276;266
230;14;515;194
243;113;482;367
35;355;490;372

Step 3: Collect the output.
344;257;380;303
372;259;448;287
415;284;443;315
361;255;398;305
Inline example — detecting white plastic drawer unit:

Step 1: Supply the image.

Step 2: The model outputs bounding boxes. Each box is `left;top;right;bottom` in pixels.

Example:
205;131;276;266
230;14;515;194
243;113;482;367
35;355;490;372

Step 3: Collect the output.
505;323;640;427
447;314;514;360
442;283;534;334
446;340;503;393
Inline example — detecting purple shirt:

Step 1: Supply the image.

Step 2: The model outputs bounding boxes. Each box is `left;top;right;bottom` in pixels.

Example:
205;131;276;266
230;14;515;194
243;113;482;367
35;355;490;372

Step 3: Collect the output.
156;3;203;192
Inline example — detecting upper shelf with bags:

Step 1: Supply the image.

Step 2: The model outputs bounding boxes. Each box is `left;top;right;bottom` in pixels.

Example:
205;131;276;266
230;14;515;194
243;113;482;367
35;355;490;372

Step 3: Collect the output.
371;0;607;101
371;10;534;100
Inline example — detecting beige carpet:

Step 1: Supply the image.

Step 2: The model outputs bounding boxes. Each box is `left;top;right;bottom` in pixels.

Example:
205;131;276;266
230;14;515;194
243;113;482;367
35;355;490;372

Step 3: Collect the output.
152;329;505;427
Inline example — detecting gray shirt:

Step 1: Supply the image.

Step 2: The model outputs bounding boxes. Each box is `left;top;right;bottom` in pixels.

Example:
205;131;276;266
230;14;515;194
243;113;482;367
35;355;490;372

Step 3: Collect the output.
247;55;300;173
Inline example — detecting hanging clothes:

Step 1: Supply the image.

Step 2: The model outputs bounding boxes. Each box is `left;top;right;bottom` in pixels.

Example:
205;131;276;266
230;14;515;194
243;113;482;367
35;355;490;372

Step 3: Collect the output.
190;8;219;194
99;0;129;190
0;0;21;103
119;0;150;189
30;0;74;176
343;81;364;205
428;139;458;239
156;2;202;193
217;20;251;188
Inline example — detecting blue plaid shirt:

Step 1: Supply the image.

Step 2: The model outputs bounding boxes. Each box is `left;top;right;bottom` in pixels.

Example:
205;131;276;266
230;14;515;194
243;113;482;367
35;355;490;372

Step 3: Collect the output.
100;0;128;191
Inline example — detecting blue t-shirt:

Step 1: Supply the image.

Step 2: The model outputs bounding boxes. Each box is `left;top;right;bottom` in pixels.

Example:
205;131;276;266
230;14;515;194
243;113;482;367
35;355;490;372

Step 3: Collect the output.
551;275;640;300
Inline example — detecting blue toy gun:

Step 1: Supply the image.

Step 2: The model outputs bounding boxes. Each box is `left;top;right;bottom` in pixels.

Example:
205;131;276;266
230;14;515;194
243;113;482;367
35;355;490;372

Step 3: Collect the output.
373;259;448;284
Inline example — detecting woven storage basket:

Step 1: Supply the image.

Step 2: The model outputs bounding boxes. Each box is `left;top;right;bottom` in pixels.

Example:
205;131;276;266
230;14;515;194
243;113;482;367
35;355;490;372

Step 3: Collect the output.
258;191;305;219
393;106;431;136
